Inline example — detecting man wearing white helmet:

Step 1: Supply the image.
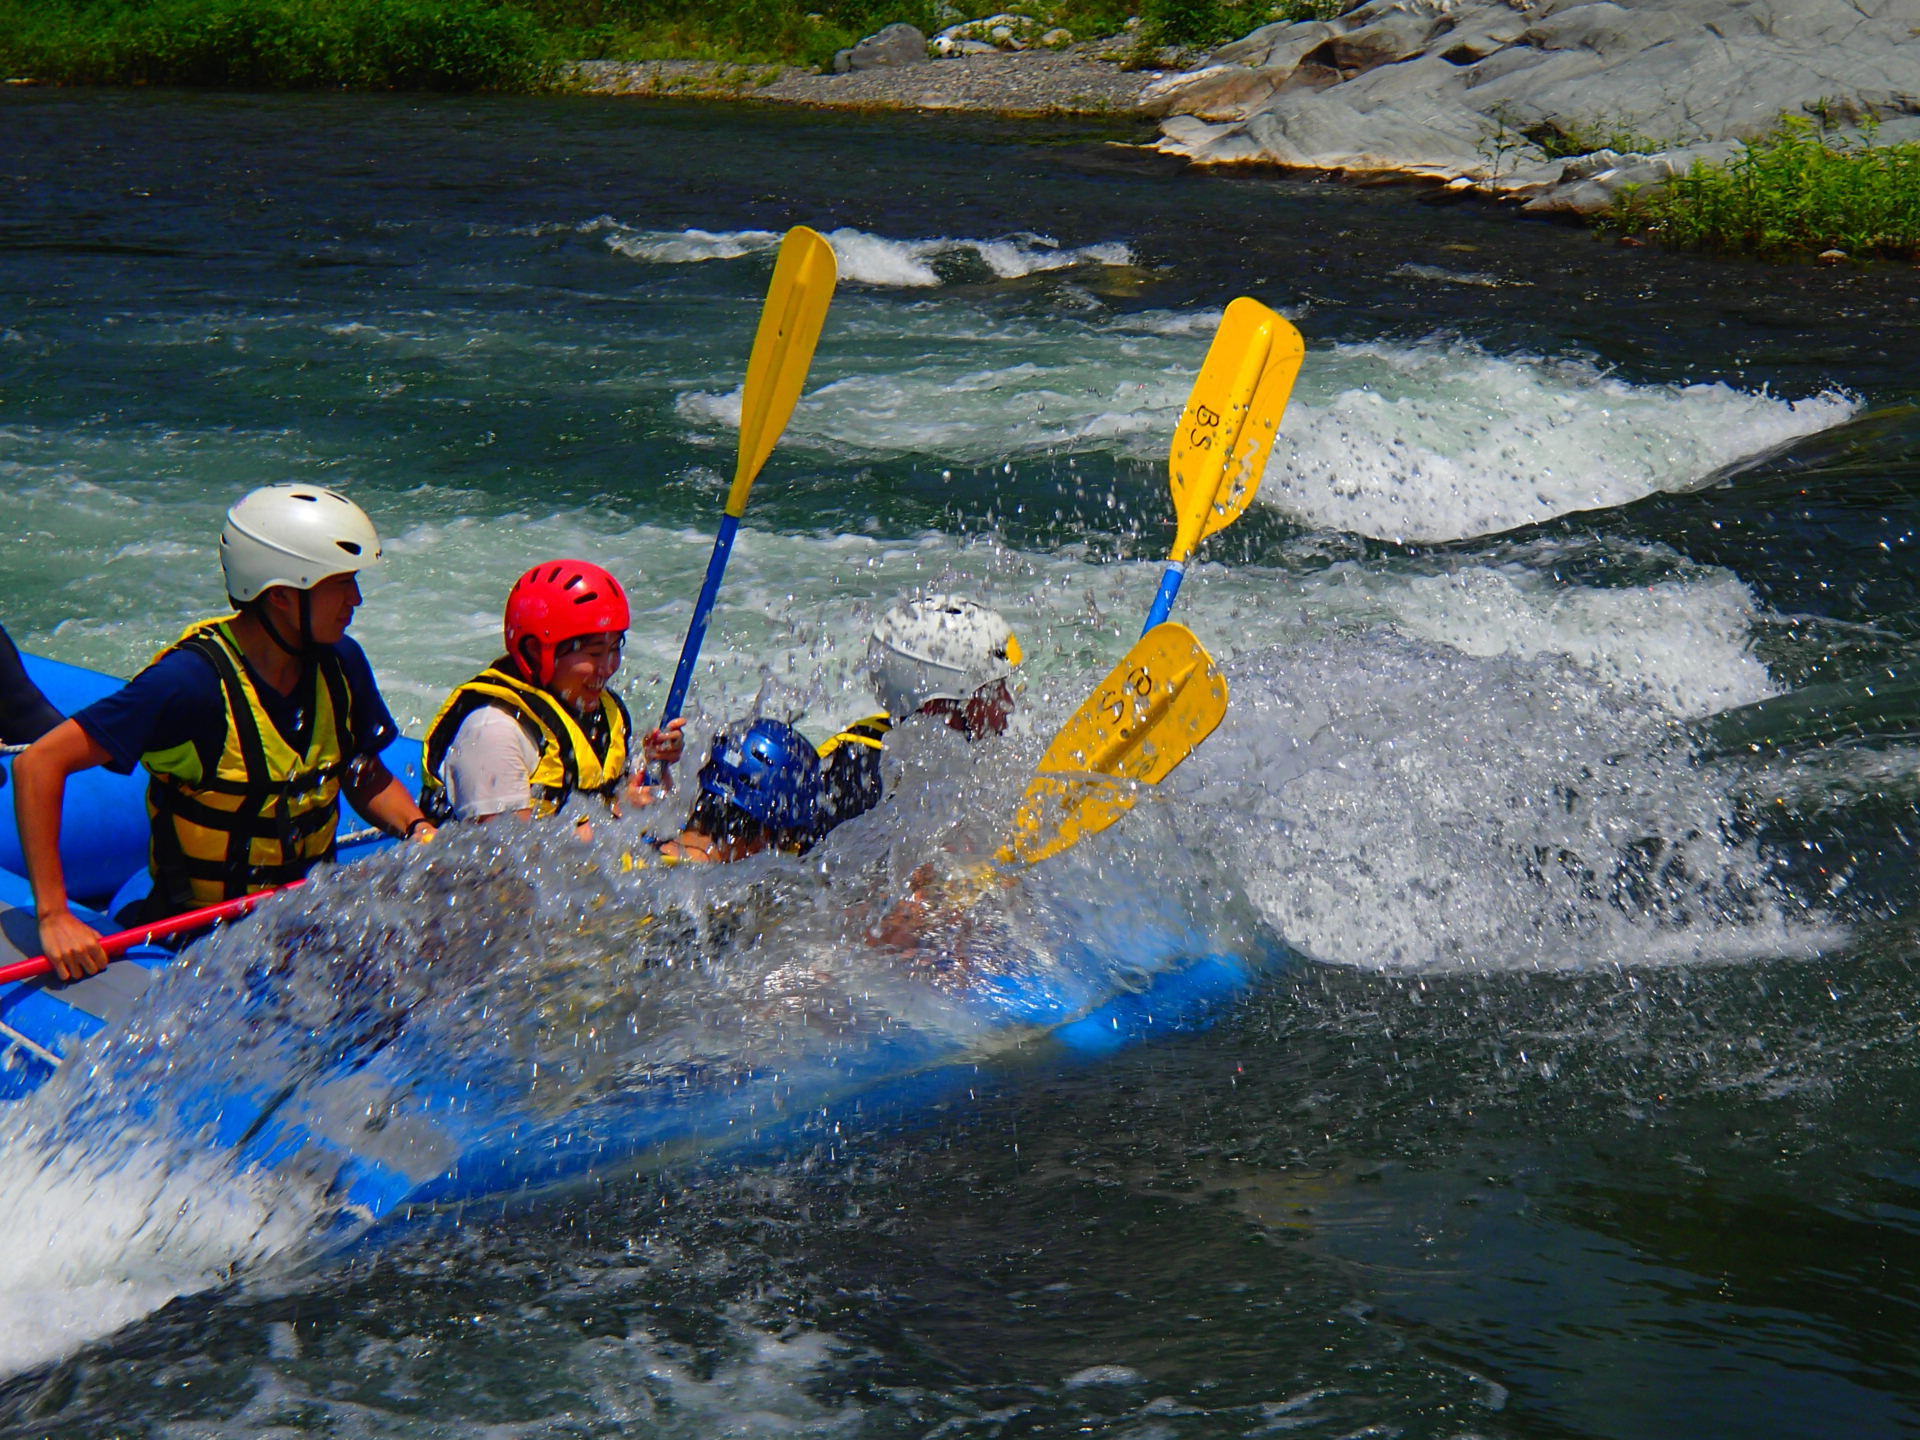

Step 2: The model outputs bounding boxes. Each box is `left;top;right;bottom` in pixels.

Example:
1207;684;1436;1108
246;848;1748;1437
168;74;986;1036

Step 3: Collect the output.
14;484;433;981
814;594;1023;838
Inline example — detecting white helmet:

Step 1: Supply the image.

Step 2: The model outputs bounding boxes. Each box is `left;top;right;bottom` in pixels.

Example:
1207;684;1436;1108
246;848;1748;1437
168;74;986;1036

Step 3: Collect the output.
868;594;1023;717
221;484;383;603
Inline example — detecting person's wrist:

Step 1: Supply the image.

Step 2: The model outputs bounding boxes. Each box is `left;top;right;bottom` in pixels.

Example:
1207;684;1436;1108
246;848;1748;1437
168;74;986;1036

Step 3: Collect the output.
403;817;432;840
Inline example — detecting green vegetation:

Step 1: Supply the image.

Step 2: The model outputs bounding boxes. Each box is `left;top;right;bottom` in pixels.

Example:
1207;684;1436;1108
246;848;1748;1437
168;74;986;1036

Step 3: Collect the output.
0;0;1350;87
1478;101;1667;174
0;0;550;88
1603;116;1920;262
0;0;968;86
1528;113;1663;161
532;0;938;69
1137;0;1345;50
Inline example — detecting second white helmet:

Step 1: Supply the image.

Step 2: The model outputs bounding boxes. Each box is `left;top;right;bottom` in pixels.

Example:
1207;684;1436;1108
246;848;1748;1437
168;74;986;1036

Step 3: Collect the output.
868;594;1023;717
221;484;383;603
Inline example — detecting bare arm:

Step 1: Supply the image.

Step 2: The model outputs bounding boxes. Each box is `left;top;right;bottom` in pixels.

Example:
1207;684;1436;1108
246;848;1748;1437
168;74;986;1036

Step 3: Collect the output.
14;719;115;980
344;756;436;844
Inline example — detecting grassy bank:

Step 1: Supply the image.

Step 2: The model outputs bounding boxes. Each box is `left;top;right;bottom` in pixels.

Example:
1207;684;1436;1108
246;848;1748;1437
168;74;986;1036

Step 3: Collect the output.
1603;117;1920;263
0;0;1206;87
0;0;948;86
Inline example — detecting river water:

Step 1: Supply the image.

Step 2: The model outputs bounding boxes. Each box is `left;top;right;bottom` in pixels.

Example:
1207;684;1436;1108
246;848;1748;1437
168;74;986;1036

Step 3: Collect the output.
2;88;1919;1438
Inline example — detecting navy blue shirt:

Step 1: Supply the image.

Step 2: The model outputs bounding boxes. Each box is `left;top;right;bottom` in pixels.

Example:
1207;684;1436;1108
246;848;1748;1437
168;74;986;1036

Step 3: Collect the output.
75;633;398;780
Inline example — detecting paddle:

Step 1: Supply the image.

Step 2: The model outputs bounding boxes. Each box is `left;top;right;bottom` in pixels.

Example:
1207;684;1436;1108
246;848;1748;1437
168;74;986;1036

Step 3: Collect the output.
0;823;397;986
1141;297;1305;636
0;879;304;987
998;622;1229;865
654;225;838;776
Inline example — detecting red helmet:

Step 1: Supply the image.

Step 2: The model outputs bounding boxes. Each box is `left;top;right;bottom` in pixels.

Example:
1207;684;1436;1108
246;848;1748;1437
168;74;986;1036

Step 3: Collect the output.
504;560;631;686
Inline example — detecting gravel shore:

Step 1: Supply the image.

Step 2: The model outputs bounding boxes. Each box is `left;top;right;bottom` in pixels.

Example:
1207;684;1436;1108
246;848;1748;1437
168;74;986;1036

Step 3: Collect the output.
566;46;1160;117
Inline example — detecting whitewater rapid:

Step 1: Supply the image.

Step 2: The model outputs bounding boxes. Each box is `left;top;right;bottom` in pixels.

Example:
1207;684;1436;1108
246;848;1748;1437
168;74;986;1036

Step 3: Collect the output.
0;220;1864;1382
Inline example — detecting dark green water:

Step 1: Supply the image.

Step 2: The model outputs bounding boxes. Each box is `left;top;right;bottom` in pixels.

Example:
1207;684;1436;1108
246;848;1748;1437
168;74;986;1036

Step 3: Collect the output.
1;89;1918;1439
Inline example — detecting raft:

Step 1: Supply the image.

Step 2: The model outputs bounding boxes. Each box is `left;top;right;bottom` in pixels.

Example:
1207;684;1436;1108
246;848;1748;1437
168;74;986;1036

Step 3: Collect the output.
0;652;1261;1238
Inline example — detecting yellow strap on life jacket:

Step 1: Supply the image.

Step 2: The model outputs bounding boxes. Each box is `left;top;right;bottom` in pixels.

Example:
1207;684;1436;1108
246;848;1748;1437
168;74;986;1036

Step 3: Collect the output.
141;616;352;910
815;712;892;759
421;663;631;821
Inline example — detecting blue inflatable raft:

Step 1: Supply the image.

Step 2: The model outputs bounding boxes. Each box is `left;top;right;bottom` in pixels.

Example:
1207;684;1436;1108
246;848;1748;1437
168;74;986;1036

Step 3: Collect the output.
0;652;1262;1240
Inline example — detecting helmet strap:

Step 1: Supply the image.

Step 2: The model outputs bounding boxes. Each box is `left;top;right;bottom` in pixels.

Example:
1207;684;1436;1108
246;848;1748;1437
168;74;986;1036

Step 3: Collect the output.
254;592;314;660
514;636;551;689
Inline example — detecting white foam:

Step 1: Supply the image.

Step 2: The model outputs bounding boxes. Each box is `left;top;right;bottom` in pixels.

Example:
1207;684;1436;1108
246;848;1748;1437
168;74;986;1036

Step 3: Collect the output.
1266;341;1857;543
601;224;1134;287
663;315;1853;534
603;226;784;265
0;1143;323;1376
1390;563;1776;718
1167;633;1833;973
1388;262;1507;287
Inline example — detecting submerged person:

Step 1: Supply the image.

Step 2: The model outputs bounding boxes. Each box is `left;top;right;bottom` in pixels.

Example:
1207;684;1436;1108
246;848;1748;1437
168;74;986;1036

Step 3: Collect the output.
0;622;64;788
419;560;686;834
814;594;1023;839
652;719;821;864
14;484;435;980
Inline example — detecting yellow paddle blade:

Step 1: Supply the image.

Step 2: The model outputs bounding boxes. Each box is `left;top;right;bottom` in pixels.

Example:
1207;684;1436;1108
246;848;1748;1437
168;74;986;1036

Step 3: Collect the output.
999;622;1229;866
1199;312;1303;547
727;225;838;517
1166;298;1305;560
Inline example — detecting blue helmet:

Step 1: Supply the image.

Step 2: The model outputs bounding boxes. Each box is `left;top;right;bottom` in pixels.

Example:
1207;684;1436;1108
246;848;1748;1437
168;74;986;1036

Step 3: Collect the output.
697;719;821;831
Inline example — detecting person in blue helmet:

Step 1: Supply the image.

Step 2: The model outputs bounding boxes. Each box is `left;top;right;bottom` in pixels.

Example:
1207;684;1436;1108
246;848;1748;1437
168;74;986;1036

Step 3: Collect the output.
653;718;821;864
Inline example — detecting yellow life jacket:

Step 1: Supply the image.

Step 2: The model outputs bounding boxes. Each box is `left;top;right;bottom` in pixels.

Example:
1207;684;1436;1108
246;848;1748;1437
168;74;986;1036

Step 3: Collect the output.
143;617;355;912
815;711;892;833
815;712;892;760
420;662;631;823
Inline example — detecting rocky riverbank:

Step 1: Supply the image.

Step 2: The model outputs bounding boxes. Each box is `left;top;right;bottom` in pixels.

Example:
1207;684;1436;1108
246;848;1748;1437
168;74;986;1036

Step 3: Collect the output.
567;0;1920;222
1144;0;1920;214
565;35;1159;117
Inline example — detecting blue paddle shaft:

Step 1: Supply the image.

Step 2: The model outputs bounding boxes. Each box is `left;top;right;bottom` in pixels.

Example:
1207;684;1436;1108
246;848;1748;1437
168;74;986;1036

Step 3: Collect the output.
1142;562;1186;636
663;512;740;727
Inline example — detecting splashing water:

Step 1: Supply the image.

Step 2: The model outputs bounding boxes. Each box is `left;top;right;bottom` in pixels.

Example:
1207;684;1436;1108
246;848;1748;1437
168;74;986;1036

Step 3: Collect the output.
1172;634;1831;971
0;714;1270;1373
593;223;1136;288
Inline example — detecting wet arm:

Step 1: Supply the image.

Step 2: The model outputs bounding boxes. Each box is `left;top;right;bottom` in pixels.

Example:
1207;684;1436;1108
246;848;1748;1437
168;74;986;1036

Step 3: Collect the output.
345;756;435;843
14;720;114;979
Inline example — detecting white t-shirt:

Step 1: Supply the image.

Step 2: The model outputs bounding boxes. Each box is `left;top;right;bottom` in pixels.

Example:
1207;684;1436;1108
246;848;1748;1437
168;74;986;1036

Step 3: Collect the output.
441;705;543;820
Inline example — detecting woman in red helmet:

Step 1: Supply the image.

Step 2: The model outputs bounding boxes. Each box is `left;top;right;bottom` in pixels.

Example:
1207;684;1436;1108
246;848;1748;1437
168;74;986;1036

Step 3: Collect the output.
420;561;685;830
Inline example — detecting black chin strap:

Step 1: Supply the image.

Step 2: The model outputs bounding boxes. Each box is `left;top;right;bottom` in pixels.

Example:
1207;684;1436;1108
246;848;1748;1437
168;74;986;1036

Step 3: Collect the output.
256;591;318;657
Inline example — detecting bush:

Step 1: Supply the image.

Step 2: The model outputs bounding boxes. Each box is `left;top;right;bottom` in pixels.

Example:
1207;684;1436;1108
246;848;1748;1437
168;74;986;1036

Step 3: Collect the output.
535;0;937;70
0;0;550;89
0;0;1164;86
1602;115;1920;262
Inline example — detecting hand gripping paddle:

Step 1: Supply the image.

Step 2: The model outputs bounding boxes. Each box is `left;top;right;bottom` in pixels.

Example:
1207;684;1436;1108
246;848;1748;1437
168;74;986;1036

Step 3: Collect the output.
0;880;305;988
1141;297;1305;635
654;226;839;770
998;622;1229;865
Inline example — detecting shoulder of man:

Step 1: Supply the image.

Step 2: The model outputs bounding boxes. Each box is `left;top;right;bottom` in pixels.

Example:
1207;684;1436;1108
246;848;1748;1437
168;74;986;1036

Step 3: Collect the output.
324;634;399;756
73;644;226;775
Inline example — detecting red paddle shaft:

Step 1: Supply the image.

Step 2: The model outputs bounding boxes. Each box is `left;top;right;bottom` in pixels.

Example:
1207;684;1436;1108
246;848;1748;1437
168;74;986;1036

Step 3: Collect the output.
0;879;305;986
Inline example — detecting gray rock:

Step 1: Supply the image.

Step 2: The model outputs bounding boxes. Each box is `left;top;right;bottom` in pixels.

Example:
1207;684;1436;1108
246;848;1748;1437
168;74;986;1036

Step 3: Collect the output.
1150;0;1920;204
1208;21;1296;67
836;22;929;73
1436;10;1528;64
1521;3;1685;62
1522;138;1740;212
930;35;997;55
1312;10;1447;74
1205;19;1344;72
